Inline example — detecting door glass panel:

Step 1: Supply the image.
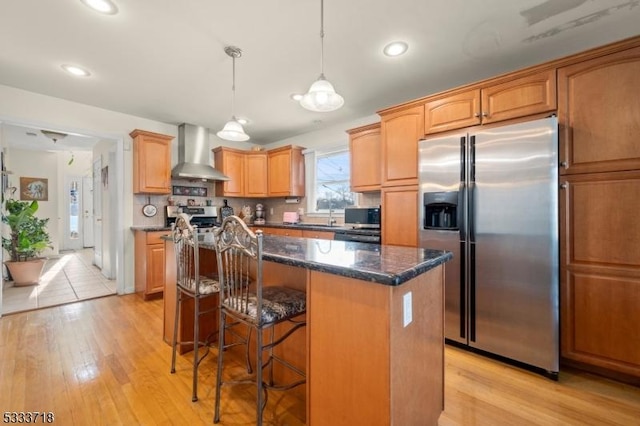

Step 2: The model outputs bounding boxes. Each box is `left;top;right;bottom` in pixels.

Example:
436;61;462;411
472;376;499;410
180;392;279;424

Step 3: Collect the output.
69;180;79;239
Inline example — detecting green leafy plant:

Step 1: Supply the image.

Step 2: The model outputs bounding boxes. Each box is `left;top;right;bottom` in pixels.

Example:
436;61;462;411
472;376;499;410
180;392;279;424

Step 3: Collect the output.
2;199;52;262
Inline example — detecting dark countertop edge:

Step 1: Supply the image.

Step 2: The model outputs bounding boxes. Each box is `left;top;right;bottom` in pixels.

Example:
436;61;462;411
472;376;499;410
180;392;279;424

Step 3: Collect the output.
131;226;172;232
261;250;453;286
252;223;350;232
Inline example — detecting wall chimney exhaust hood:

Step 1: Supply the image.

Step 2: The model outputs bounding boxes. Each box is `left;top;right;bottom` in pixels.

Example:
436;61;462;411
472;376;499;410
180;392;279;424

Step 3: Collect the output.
171;123;230;181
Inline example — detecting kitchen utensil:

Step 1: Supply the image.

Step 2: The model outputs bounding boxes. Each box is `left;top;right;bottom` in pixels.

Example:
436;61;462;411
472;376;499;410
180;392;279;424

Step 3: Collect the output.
220;199;234;220
142;196;157;217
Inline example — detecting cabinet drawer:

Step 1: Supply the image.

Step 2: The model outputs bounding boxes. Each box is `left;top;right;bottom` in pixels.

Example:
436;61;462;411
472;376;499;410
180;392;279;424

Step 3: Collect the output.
146;231;168;245
301;230;335;240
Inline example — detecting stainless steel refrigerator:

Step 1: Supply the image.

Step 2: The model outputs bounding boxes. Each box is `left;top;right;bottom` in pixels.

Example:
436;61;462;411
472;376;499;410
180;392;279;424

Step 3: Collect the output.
418;116;559;376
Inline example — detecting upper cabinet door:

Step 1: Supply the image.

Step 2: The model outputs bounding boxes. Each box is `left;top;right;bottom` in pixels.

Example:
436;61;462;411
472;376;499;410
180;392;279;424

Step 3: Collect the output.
348;123;381;192
267;145;305;197
424;69;556;135
558;46;640;175
424;89;481;135
244;152;268;197
481;69;556;124
380;105;424;187
213;147;245;197
131;129;173;194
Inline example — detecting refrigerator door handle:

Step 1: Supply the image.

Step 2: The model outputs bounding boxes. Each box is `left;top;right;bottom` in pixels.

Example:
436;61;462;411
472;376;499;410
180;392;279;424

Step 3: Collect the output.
460;136;467;240
460;136;466;183
459;240;467;339
469;135;476;243
469;242;476;342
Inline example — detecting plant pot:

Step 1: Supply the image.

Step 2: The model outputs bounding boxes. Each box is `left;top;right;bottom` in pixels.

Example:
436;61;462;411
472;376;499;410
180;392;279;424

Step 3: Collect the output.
4;258;47;286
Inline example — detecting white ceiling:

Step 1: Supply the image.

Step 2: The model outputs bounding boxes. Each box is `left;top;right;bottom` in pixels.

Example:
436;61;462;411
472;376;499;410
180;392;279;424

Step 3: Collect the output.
1;0;639;147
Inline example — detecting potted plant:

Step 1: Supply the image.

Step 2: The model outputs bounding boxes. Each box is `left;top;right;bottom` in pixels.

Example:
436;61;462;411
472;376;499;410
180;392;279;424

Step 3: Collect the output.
2;198;52;285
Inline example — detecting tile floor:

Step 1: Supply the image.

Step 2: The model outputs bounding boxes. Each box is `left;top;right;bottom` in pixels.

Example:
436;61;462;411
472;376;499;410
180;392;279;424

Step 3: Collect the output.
1;248;116;315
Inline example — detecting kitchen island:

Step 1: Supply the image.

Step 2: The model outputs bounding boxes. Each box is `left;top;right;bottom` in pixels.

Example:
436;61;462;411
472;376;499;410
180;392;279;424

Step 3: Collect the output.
164;234;452;425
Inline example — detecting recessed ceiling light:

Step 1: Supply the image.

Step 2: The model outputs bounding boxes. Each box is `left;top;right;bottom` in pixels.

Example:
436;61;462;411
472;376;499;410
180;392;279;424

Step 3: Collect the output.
80;0;118;15
383;41;409;57
290;93;303;101
236;117;249;125
61;64;91;77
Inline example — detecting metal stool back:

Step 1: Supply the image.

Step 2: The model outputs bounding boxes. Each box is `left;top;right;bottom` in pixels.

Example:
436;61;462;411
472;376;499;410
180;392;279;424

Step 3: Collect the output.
170;213;219;402
213;215;306;425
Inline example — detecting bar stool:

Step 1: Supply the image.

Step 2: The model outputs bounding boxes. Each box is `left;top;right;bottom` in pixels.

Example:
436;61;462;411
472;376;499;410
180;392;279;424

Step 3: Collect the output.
212;215;306;426
170;213;219;402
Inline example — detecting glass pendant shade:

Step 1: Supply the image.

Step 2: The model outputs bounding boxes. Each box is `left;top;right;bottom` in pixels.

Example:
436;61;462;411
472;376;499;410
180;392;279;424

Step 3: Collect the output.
300;74;344;112
300;0;344;112
216;117;250;142
217;46;249;142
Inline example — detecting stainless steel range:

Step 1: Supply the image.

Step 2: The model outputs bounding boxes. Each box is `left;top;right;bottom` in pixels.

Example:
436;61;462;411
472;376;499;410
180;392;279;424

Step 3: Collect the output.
166;205;218;232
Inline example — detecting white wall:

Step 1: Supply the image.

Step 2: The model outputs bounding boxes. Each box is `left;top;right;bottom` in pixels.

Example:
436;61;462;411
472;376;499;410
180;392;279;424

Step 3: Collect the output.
264;114;380;151
4;149;59;256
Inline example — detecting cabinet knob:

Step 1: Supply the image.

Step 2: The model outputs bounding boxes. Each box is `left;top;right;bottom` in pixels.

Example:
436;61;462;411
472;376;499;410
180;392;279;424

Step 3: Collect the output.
560;161;568;169
474;112;480;118
481;112;488;117
560;182;568;190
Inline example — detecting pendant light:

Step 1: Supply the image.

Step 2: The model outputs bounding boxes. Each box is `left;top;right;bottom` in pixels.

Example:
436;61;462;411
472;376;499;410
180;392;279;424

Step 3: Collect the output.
217;46;250;142
300;0;344;112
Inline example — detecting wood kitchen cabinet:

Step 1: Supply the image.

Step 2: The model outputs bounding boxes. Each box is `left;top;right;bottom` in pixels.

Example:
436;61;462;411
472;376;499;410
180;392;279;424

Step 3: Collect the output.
423;69;556;135
244;151;268;197
558;46;640;175
559;170;640;383
381;185;418;247
131;129;173;194
256;226;303;238
347;122;381;192
213;147;269;198
379;105;424;188
213;146;245;197
134;230;168;300
301;229;334;240
267;145;305;197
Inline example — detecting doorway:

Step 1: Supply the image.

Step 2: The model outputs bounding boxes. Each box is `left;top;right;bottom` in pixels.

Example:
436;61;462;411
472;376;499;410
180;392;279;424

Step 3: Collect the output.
0;120;124;316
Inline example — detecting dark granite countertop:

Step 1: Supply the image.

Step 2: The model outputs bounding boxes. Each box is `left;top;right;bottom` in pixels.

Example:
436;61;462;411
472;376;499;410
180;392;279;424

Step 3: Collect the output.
196;235;452;287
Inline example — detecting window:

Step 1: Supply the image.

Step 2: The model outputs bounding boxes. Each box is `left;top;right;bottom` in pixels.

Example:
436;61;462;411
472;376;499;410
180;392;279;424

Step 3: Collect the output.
311;149;355;213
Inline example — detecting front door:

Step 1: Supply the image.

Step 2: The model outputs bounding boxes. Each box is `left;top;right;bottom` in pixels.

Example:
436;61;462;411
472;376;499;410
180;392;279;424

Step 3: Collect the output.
93;158;103;269
63;176;83;251
82;176;94;248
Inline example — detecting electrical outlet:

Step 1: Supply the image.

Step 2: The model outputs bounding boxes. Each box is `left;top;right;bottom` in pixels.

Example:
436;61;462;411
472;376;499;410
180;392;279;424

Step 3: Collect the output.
297;207;304;216
403;292;412;327
270;207;274;215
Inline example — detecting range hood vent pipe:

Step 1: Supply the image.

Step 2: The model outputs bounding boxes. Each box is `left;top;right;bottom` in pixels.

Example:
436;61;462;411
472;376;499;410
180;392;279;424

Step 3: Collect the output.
171;123;230;181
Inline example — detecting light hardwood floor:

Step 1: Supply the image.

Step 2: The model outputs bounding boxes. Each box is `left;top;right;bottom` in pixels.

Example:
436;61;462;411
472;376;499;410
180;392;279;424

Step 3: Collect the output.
0;294;638;425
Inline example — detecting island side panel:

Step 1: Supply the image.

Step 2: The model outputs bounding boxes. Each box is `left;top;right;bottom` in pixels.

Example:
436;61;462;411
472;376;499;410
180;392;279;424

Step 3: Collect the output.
308;266;445;426
308;270;392;426
390;264;444;426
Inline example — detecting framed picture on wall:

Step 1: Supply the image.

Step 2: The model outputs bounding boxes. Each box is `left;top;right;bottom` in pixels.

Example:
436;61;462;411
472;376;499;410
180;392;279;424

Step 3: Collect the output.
20;177;48;201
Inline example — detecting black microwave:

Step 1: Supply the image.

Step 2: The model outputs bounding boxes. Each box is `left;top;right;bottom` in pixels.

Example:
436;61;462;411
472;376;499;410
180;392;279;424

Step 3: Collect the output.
344;207;381;229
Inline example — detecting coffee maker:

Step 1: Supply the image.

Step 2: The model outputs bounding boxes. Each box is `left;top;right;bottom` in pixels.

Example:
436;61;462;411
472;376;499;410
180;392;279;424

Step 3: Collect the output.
254;203;266;225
